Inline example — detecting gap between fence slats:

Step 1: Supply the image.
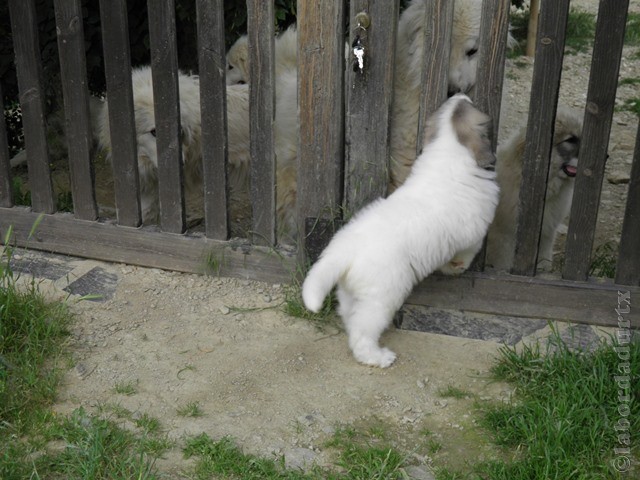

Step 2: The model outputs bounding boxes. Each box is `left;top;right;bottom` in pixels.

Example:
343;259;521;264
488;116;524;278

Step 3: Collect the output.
343;0;399;213
148;0;186;234
99;0;141;227
615;119;640;286
563;0;630;281
247;0;276;246
0;82;11;208
196;0;229;240
8;0;55;214
511;0;571;277
53;0;98;221
297;0;346;265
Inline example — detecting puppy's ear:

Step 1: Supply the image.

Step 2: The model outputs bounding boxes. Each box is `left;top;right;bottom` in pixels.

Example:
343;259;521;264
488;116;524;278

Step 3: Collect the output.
452;100;496;169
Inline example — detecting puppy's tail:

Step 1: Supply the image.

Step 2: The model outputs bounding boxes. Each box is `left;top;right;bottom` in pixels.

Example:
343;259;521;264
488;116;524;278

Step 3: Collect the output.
302;252;345;313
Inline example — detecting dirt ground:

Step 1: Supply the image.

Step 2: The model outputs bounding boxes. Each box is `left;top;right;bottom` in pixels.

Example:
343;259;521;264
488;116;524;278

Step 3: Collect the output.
11;245;614;479
7;1;638;477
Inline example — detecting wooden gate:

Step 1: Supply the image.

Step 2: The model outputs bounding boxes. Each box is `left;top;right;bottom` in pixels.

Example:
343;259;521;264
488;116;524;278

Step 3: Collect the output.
0;0;638;326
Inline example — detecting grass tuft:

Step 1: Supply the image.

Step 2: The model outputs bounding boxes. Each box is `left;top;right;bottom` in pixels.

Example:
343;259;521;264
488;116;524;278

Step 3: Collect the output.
0;234;71;434
474;332;640;478
589;241;618;278
177;401;204;418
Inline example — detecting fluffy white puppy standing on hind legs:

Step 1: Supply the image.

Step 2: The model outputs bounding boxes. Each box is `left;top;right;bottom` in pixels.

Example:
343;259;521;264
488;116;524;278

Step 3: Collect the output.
302;95;500;368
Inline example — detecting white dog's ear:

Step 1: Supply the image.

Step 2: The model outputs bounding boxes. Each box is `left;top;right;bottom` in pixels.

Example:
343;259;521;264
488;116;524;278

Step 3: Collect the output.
452;100;496;170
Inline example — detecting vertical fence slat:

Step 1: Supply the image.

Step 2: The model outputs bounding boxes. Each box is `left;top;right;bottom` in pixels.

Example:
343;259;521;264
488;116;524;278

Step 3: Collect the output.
616;120;640;286
563;0;630;281
147;0;186;234
473;0;510;149
511;0;571;276
247;0;276;246
53;0;98;221
99;0;141;227
8;0;55;214
0;81;12;208
196;0;229;240
415;0;453;154
344;0;399;213
297;0;346;263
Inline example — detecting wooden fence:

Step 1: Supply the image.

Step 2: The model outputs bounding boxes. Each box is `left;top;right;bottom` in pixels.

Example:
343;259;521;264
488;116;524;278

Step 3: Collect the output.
0;0;638;326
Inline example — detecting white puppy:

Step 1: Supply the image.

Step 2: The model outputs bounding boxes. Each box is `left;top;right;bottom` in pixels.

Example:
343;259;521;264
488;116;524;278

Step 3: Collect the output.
226;25;298;85
486;106;583;271
302;95;499;368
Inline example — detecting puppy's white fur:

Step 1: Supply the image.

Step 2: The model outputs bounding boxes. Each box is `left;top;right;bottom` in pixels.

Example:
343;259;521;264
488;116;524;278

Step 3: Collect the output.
486;106;583;271
226;25;298;85
302;95;499;368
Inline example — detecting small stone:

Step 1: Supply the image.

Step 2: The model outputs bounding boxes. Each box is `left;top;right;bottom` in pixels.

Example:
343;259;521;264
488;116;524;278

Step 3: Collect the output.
417;379;425;389
607;172;630;185
219;306;230;315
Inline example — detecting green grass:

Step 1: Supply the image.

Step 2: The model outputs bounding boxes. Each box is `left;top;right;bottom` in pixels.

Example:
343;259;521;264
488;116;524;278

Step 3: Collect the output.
177;400;204;418
113;379;138;396
0;231;169;479
282;270;339;331
589;241;618;278
184;424;411;480
621;97;640;117
625;12;640;46
438;385;472;399
0;233;71;434
507;8;597;57
469;332;640;479
564;9;597;53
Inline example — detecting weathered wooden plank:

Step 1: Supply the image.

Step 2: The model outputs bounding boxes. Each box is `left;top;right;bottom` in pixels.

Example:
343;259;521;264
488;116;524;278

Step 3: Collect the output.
297;0;346;264
408;272;639;327
344;1;399;212
8;0;55;214
473;0;510;150
0;82;12;208
247;0;276;246
511;0;571;276
415;0;453;154
0;208;296;284
616;119;640;286
196;0;229;240
147;0;186;233
468;0;511;272
99;0;141;227
53;0;98;221
563;0;629;281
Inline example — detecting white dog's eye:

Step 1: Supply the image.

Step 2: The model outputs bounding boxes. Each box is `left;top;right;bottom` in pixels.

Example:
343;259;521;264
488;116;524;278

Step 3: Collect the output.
466;47;478;57
150;128;156;137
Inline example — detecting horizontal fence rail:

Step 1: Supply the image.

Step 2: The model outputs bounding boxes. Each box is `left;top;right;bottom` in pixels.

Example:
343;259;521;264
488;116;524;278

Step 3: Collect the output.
0;0;638;330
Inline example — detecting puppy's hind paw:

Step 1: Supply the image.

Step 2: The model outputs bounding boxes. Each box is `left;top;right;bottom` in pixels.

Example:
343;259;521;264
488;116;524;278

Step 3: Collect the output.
438;259;468;276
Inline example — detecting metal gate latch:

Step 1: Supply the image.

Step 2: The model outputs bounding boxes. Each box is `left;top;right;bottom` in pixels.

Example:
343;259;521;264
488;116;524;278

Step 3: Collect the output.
352;12;370;74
